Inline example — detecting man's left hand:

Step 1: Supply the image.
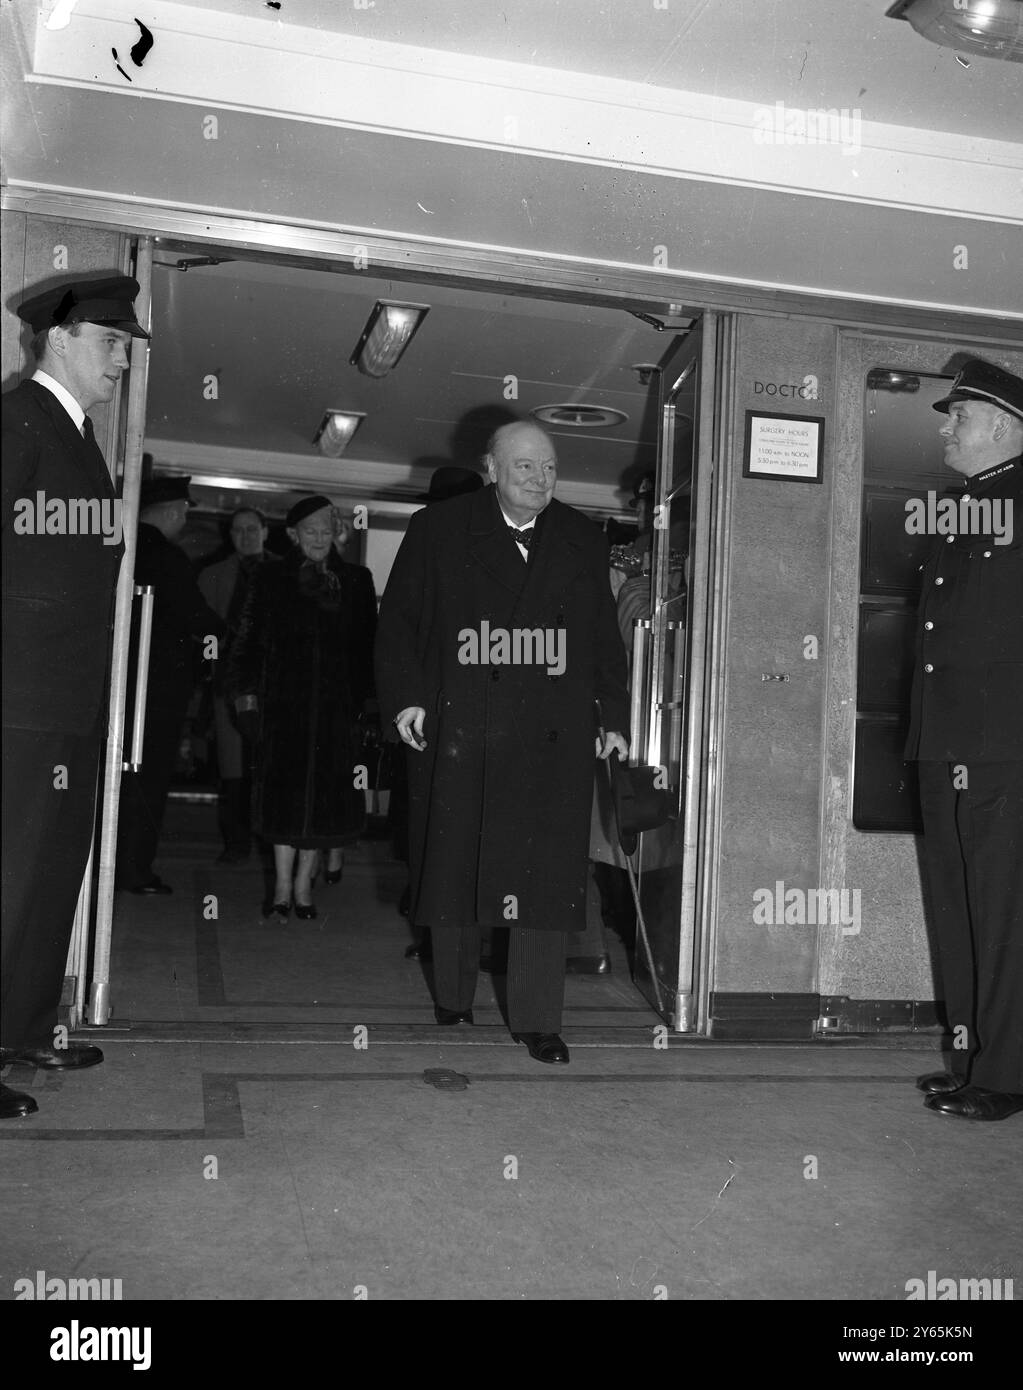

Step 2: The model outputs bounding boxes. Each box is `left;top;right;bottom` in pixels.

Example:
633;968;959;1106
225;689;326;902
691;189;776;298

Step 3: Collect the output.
596;730;629;761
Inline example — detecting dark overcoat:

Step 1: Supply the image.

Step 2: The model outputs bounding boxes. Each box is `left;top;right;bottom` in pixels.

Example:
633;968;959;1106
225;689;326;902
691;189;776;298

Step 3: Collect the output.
905;455;1023;762
227;548;377;847
374;485;630;932
2;380;123;734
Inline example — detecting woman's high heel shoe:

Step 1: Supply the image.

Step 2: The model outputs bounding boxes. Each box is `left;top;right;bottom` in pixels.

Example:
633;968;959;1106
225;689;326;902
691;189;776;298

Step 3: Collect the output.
294;901;318;921
262;898;291;922
324;867;342;886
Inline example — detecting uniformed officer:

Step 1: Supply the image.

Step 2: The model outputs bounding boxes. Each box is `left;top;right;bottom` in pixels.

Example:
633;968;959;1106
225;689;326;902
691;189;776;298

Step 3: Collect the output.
2;274;149;1119
115;475;225;894
906;358;1023;1121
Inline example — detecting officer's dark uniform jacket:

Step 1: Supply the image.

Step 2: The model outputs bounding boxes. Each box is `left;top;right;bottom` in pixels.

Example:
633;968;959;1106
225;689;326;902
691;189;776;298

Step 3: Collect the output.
1;380;123;734
905;455;1023;764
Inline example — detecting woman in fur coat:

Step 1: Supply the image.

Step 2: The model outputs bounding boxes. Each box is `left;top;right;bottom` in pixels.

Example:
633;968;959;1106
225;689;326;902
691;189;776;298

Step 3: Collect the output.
227;495;377;920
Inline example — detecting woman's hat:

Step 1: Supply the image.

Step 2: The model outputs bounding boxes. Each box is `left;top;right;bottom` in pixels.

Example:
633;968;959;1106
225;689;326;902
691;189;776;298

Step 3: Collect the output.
286;494;333;527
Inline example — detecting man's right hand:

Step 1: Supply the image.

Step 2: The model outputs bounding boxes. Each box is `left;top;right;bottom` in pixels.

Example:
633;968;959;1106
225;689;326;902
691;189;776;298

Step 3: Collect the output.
394;706;428;750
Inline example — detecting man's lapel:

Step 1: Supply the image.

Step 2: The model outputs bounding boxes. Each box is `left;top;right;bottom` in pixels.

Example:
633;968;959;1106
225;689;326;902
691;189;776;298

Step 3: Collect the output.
26;381;116;499
467;486;529;596
512;500;587;617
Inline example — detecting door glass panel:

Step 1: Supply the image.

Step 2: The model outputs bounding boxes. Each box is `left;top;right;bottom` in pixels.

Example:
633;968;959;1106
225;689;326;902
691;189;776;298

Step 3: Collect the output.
632;333;703;1021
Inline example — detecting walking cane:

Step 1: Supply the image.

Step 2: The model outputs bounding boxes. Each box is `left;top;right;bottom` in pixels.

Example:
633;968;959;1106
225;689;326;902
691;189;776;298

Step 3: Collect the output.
597;723;666;1015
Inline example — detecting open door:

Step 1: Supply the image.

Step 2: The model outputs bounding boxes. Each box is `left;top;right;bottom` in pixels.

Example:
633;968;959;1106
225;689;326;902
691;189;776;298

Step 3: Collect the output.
630;315;719;1029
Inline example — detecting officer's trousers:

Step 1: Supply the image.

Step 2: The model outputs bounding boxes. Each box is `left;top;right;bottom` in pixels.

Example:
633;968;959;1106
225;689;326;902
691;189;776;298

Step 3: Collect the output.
1;726;101;1049
917;760;1023;1093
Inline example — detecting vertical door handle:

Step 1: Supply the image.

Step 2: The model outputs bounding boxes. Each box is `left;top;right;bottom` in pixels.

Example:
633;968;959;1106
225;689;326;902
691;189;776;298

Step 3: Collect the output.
124;584;154;771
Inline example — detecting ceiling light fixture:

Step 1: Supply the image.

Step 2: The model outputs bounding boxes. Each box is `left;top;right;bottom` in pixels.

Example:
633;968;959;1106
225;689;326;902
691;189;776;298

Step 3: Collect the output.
313;410;365;458
886;0;1023;61
531;404;629;428
350;300;430;377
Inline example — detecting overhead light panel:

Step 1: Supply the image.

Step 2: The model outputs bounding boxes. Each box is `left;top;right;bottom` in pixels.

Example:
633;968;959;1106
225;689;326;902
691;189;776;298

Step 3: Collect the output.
313;410;365;458
350;300;430;377
886;0;1023;61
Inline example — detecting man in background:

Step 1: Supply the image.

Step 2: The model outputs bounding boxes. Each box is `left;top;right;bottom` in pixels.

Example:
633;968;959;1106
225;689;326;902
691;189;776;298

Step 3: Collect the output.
199;507;277;863
116;476;225;895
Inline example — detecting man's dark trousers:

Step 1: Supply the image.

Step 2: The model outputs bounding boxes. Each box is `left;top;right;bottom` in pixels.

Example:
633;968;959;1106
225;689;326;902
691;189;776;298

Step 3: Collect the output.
432;925;566;1032
116;691;188;888
917;760;1023;1093
1;726;101;1049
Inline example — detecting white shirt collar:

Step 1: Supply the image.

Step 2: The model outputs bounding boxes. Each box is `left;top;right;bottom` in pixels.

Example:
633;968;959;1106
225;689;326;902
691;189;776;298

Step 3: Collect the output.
498;505;539;531
32;370;86;434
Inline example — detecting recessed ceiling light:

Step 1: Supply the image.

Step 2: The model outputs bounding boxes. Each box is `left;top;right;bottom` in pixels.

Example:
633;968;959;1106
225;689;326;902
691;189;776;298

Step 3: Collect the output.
531;404;629;428
313;410;365;457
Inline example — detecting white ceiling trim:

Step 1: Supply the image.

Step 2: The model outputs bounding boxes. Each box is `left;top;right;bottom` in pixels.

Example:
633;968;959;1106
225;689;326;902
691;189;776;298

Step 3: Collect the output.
145;439;629;514
26;1;1021;223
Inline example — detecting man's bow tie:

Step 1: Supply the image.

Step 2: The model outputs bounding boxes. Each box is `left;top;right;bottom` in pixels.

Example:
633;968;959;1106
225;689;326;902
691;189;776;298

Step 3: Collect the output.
508;526;533;550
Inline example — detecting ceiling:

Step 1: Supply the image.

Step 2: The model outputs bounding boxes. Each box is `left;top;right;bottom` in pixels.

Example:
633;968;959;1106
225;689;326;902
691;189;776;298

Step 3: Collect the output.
146;252;675;505
166;0;1023;141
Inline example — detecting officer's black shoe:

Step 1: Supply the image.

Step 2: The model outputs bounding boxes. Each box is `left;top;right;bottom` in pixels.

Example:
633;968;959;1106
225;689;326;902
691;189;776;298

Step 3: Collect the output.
1;1043;103;1070
513;1032;569;1064
916;1071;966;1095
565;953;611;975
405;940;433;961
0;1083;38;1118
435;1006;474;1025
924;1085;1023;1121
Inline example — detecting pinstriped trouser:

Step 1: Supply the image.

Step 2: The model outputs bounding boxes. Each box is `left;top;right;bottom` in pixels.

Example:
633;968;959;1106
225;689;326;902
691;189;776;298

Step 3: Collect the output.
431;925;567;1033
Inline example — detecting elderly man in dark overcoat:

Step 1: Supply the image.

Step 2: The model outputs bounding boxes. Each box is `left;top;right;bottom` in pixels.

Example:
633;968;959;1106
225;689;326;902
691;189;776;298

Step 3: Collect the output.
375;420;630;1064
1;275;149;1119
907;358;1023;1122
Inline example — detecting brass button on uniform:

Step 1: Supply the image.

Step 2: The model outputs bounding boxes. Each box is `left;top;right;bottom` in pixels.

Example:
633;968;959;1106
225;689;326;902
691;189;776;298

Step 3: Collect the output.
924;621;934;630
924;664;934;673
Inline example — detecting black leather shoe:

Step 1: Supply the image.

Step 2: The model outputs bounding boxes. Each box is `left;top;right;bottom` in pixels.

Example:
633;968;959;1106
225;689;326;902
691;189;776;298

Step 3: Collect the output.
924;1085;1023;1121
513;1032;569;1064
324;865;343;885
405;941;433;961
262;899;291;921
1;1043;103;1070
127;876;172;896
435;1006;474;1025
565;953;611;975
916;1071;967;1095
294;902;318;921
0;1083;38;1118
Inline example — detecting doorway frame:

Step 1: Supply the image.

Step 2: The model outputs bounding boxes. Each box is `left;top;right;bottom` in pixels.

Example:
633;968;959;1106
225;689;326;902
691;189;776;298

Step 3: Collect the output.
5;190;1020;1040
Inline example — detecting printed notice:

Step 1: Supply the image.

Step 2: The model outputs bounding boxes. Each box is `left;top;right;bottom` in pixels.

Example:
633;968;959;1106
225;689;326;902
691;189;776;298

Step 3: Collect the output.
744;411;824;483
